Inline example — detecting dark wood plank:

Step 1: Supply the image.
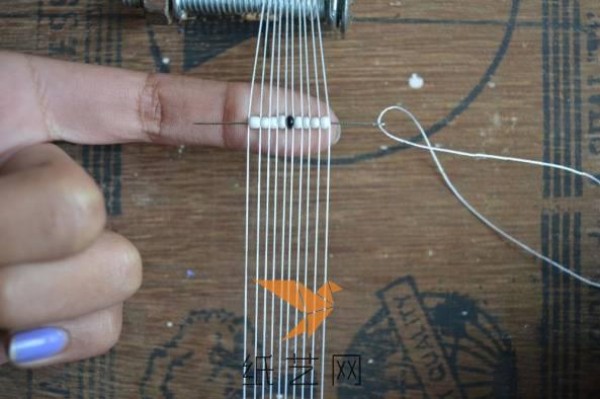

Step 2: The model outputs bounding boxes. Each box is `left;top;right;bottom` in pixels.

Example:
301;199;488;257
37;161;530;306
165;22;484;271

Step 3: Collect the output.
1;0;599;397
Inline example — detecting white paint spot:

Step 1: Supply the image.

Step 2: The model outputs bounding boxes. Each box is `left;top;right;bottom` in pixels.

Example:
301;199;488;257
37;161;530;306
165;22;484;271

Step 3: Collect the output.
408;73;425;90
178;145;186;155
368;358;374;364
428;249;434;257
487;81;496;89
162;57;170;65
380;145;389;151
461;311;469;317
166;321;174;328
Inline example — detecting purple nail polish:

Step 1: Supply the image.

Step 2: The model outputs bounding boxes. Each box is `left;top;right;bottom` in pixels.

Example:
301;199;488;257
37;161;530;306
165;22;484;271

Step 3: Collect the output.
9;327;68;365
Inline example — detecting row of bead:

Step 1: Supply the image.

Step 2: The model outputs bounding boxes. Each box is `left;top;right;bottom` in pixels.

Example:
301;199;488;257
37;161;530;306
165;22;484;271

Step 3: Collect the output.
248;115;332;130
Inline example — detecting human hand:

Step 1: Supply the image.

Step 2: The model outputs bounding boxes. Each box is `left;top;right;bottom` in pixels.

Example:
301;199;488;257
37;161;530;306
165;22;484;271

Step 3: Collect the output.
0;51;339;368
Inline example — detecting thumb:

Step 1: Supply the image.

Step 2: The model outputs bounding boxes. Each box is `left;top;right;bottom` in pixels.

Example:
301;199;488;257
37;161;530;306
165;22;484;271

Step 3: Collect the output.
0;52;340;157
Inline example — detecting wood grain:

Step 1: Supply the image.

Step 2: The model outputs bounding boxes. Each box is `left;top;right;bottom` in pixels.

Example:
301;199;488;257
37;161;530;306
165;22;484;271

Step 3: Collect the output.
1;0;599;397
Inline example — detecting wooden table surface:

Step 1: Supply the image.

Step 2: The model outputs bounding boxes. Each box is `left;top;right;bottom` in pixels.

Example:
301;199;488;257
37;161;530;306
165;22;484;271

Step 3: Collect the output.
1;0;600;397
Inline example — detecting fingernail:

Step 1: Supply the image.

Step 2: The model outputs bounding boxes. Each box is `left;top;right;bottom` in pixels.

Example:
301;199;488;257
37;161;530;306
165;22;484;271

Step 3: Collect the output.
9;327;68;365
329;116;342;144
333;124;342;144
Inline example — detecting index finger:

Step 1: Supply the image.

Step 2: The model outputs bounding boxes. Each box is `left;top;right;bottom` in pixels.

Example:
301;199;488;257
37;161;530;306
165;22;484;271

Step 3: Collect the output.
0;51;340;156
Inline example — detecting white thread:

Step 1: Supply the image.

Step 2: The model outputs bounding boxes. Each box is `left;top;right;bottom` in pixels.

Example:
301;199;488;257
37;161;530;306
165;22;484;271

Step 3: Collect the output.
316;11;333;399
377;105;600;289
292;10;306;399
244;1;268;398
277;1;291;393
254;2;274;397
263;2;279;396
269;3;283;397
242;5;337;396
301;7;312;396
283;7;296;398
308;8;322;395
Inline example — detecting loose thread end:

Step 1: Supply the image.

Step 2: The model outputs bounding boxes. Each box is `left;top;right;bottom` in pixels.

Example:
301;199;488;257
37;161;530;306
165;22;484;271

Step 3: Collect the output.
375;104;600;290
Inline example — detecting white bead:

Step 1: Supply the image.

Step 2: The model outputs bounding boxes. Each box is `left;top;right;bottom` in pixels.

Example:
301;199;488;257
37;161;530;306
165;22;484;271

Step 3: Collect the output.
248;115;335;130
303;117;311;129
278;115;287;129
249;116;261;129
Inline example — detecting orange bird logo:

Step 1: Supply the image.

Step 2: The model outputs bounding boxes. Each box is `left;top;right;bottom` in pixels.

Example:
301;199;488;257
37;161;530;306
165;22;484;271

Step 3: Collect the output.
255;280;342;341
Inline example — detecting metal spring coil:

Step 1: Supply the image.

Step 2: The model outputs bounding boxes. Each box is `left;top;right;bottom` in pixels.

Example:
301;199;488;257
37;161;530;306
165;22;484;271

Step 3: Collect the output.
174;0;325;19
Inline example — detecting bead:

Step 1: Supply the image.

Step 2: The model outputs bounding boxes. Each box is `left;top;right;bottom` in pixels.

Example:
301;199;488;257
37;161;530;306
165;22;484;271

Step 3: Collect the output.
286;115;295;129
249;116;261;129
248;116;331;130
279;115;287;129
303;117;311;129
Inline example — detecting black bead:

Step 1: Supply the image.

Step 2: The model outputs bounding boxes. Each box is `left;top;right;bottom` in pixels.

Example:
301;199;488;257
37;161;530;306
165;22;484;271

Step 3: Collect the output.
286;115;295;129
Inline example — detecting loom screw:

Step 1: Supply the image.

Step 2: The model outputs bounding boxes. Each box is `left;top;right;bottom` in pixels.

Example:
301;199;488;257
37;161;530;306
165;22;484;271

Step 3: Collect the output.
123;0;352;32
